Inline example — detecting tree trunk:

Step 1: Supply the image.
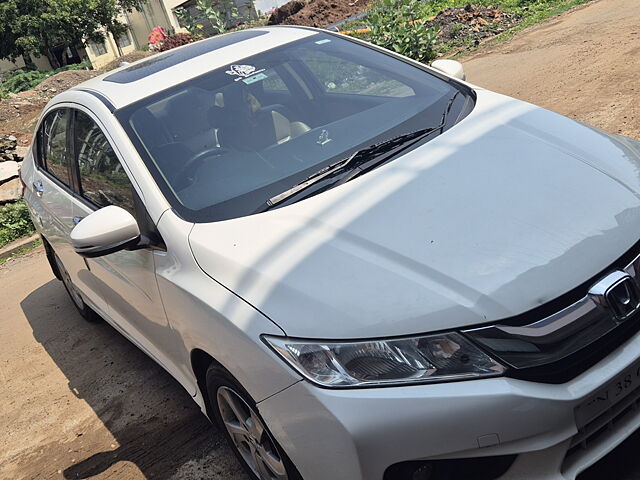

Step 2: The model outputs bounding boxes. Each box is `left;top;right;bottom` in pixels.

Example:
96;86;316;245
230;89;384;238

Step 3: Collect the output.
22;54;37;71
113;32;123;57
44;48;61;69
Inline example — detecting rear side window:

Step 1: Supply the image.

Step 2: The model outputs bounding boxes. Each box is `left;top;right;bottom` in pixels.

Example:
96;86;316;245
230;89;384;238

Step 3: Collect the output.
74;110;135;214
40;109;72;185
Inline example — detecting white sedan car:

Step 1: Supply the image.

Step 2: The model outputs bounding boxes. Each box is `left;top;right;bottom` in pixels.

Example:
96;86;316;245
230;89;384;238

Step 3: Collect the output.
22;26;640;480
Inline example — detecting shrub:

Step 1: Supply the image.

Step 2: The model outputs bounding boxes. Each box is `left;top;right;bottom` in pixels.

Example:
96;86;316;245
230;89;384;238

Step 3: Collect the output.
363;0;440;63
0;200;35;248
159;33;196;52
2;70;47;94
0;61;92;96
175;0;242;36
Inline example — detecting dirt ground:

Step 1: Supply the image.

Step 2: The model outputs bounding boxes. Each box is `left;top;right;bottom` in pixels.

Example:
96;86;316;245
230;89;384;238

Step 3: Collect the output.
0;51;155;146
0;249;248;480
2;0;640;478
460;0;640;140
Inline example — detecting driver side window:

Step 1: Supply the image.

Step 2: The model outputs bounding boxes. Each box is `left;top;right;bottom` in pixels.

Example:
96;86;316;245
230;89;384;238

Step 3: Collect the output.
74;110;135;214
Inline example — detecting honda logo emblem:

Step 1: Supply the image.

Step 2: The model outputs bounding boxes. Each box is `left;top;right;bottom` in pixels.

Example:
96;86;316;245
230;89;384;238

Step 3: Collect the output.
589;271;640;321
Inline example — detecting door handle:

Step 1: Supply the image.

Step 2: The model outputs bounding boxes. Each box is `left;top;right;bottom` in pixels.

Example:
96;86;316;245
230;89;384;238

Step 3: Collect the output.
72;216;84;225
33;180;44;197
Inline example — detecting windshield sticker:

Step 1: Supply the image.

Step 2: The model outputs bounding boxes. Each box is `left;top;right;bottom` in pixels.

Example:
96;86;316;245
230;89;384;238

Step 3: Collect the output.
315;39;331;45
242;72;268;85
226;64;266;82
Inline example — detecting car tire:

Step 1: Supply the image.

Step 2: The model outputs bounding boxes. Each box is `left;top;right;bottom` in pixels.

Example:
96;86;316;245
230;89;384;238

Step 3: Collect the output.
206;364;302;480
51;249;100;323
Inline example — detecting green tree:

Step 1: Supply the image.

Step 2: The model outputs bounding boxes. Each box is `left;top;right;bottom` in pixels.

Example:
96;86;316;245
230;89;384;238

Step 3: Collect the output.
0;0;143;69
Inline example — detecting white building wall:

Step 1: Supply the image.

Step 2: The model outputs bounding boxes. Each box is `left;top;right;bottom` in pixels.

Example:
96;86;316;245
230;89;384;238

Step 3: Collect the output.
0;54;52;74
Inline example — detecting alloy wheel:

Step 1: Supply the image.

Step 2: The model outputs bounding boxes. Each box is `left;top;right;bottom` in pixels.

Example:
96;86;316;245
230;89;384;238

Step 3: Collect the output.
216;386;289;480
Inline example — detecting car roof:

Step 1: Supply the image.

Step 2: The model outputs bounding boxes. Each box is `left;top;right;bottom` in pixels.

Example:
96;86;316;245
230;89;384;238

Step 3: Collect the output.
72;26;320;110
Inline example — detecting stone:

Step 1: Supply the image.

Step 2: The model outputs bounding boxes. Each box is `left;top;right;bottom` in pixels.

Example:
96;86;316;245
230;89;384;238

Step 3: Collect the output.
14;146;29;162
0;178;22;202
0;133;18;162
0;133;17;151
0;160;20;183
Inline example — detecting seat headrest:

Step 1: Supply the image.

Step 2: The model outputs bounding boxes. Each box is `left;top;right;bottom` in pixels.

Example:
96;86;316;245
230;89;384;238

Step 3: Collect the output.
165;88;212;139
131;108;166;149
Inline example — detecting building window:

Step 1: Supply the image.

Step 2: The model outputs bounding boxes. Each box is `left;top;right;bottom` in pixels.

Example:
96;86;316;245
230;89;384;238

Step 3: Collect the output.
117;32;132;49
89;41;107;57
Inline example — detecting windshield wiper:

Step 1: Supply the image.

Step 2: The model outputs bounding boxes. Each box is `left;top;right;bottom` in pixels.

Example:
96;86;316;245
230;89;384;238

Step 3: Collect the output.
327;92;462;189
254;91;461;214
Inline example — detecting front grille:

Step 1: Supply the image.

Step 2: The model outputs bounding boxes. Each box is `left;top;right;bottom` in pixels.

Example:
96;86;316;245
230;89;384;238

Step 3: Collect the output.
564;383;640;469
464;305;640;384
504;312;640;383
463;239;640;384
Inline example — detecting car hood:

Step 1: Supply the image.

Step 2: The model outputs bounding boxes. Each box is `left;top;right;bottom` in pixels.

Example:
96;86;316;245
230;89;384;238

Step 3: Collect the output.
189;89;640;338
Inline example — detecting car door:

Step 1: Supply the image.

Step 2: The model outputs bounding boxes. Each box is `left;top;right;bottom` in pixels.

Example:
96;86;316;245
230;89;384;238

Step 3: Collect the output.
68;107;174;362
29;108;87;283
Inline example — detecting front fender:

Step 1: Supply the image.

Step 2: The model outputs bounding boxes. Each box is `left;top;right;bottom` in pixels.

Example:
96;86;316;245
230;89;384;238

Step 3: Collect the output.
154;211;302;406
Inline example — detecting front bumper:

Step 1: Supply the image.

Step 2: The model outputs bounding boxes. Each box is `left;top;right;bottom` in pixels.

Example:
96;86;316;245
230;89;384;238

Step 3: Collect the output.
258;328;640;480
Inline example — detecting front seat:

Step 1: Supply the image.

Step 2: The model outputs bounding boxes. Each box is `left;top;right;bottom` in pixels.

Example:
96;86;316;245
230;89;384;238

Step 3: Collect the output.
244;108;306;148
216;101;311;150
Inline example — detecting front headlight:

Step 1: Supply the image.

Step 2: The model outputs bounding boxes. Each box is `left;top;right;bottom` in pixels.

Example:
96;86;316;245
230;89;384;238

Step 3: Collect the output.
264;332;505;388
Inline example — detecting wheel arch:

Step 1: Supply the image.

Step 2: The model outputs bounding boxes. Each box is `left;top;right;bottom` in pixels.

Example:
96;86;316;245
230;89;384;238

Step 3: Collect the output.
190;347;226;420
191;346;304;480
41;234;62;280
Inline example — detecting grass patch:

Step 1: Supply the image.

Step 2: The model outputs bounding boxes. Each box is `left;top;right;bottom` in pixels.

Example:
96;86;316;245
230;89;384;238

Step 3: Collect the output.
0;199;36;248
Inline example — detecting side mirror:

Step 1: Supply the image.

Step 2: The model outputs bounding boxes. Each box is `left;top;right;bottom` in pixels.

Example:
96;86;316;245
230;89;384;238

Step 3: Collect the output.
71;205;141;258
431;59;466;81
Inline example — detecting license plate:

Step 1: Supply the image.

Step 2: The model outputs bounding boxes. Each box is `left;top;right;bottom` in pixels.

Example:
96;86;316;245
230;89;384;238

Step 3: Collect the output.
575;361;640;429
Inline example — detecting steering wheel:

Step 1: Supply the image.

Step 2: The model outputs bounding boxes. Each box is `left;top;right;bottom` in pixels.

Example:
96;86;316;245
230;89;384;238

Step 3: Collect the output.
175;146;227;185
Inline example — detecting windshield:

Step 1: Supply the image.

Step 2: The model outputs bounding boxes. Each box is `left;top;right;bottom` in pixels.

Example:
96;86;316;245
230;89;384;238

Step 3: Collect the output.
117;32;473;222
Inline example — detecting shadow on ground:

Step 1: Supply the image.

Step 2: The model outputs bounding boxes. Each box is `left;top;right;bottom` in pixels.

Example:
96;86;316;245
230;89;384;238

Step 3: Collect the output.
20;278;246;480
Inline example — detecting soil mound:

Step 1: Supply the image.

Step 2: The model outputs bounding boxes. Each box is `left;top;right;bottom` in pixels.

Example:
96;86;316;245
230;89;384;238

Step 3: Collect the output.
433;5;521;45
33;70;99;98
268;0;306;24
269;0;368;28
100;50;156;72
0;69;98;142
